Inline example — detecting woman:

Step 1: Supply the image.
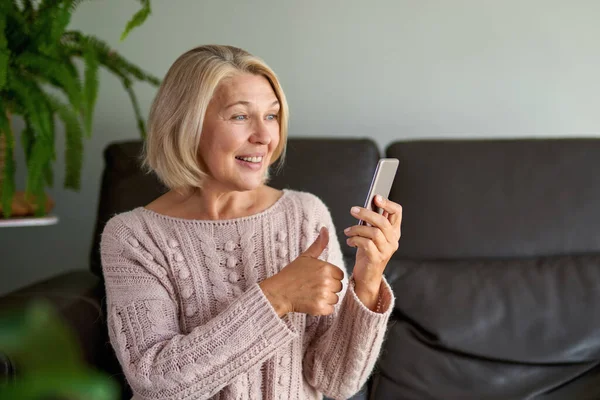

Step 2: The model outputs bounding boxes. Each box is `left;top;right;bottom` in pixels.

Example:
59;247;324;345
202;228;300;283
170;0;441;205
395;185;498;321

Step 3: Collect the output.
101;45;402;400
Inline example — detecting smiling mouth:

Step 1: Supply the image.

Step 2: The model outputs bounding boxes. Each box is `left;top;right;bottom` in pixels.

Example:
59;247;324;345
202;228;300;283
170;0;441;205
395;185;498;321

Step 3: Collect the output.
235;156;263;163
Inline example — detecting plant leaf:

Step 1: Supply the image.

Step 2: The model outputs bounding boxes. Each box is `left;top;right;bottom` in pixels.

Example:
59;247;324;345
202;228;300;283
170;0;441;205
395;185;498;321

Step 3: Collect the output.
46;94;83;190
0;12;8;90
122;78;146;138
17;51;83;112
0;300;119;400
120;0;151;42
7;73;55;215
0;101;15;218
20;0;37;24
83;47;99;136
34;1;74;56
64;31;161;85
20;123;35;164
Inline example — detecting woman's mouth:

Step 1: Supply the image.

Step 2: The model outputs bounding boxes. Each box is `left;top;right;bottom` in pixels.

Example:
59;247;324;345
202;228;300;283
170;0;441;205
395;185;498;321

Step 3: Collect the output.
235;155;264;171
235;156;263;163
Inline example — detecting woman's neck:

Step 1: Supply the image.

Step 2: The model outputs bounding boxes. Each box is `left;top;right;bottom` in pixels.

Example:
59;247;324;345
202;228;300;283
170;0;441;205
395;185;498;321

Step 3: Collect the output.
146;184;282;221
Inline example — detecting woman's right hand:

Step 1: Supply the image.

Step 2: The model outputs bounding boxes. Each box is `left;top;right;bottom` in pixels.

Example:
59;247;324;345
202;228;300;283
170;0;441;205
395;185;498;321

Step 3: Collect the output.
259;227;344;317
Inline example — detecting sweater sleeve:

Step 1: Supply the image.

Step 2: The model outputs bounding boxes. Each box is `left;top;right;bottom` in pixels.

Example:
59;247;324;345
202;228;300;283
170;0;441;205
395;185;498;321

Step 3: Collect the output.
101;215;298;400
301;196;396;400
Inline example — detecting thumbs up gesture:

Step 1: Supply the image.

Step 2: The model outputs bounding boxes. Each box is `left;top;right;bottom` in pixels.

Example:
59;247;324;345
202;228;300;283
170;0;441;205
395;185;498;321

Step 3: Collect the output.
259;227;345;317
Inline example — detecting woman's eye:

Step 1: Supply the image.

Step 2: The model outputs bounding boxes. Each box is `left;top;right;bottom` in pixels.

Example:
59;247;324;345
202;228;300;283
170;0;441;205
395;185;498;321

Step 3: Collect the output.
232;115;247;121
266;114;278;121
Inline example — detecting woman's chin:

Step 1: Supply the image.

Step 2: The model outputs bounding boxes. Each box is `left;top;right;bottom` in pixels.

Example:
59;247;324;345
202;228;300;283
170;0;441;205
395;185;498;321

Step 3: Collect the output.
231;177;266;192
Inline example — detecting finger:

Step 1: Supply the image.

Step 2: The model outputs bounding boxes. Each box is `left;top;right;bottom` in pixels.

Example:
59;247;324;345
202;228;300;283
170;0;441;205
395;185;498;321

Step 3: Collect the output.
351;206;397;243
326;291;340;305
351;206;390;231
328;277;343;293
314;304;335;316
328;264;345;281
373;196;402;242
374;196;403;228
302;226;329;259
346;236;380;257
323;276;343;294
344;225;387;252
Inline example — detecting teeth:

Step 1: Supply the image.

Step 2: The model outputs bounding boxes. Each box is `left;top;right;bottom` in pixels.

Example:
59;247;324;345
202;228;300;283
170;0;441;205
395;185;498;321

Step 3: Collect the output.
237;156;263;163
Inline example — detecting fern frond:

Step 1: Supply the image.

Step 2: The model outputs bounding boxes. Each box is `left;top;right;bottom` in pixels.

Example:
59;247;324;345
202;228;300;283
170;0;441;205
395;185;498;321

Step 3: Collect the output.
7;71;54;142
26;138;49;216
3;1;30;46
8;72;55;214
82;47;98;136
34;1;74;57
0;12;8;90
20;123;35;164
43;159;53;187
17;52;83;111
45;94;83;190
67;0;86;13
20;0;36;21
64;31;161;85
120;0;151;42
122;78;146;138
0;101;16;218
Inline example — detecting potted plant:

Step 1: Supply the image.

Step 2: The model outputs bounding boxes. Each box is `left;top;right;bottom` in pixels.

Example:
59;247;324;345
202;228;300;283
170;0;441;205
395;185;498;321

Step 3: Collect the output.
0;0;160;218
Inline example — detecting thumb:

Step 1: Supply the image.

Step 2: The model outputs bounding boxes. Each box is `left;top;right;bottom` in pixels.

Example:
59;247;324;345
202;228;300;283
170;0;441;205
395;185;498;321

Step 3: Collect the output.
302;226;329;259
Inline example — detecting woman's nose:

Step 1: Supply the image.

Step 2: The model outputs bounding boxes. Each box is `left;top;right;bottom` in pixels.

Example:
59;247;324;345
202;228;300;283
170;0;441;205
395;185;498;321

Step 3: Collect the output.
250;120;272;145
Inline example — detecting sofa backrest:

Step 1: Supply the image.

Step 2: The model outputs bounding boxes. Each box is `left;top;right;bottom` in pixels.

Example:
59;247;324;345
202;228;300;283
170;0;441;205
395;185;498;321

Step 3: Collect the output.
90;138;380;278
90;141;167;277
387;138;600;259
267;138;381;269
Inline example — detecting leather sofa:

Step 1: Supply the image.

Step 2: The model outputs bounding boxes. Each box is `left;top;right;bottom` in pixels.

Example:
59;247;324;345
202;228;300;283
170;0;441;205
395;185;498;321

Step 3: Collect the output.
2;137;600;400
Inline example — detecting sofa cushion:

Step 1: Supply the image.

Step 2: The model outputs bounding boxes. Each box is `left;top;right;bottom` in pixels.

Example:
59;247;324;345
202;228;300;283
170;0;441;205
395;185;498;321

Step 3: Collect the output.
386;139;600;259
372;254;600;399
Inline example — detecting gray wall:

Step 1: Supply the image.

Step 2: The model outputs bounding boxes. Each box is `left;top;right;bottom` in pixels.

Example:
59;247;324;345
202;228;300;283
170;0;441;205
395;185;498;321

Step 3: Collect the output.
1;0;599;294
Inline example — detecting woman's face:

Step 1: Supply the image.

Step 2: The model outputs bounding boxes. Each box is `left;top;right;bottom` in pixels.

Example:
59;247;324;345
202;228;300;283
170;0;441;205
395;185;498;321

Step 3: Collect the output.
199;73;281;192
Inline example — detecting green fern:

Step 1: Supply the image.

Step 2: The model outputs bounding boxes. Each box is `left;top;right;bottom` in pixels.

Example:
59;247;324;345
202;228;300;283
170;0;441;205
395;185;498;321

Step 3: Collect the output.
83;47;99;136
8;76;55;213
120;0;151;42
122;78;147;138
0;103;15;217
20;124;35;165
0;12;8;90
0;0;160;217
46;93;84;190
18;51;83;111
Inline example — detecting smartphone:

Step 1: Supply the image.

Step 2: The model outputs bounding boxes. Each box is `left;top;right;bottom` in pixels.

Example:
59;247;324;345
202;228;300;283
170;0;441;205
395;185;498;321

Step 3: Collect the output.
358;158;399;226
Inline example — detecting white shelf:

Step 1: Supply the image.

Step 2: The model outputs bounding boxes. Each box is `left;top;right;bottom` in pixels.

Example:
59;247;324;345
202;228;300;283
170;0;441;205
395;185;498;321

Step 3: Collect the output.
0;215;59;228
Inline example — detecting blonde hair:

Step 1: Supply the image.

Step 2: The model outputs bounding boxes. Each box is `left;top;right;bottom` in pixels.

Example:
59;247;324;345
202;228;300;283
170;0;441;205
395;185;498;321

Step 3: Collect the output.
143;45;289;190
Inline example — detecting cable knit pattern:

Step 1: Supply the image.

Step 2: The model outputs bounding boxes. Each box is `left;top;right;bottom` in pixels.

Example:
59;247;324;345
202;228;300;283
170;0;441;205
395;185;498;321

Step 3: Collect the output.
239;223;258;289
198;228;229;312
100;189;395;400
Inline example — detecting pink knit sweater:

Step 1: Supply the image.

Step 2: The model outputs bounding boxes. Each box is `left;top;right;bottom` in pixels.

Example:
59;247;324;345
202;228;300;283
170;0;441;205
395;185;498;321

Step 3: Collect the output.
100;189;394;400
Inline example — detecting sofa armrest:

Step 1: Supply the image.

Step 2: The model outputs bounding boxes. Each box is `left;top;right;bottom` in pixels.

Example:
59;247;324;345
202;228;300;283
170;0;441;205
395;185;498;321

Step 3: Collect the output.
0;270;105;368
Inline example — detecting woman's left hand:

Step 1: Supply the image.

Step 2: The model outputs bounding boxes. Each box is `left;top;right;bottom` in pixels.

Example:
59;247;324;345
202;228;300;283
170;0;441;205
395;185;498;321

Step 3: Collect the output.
344;195;402;310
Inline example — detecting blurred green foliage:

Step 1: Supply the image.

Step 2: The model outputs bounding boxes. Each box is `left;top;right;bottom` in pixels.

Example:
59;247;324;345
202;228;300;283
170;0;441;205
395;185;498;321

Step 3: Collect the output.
0;300;119;400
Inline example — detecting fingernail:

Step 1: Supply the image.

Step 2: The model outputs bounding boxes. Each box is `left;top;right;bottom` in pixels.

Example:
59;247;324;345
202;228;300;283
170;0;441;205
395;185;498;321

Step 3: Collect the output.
351;207;360;214
376;195;383;203
344;227;350;234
